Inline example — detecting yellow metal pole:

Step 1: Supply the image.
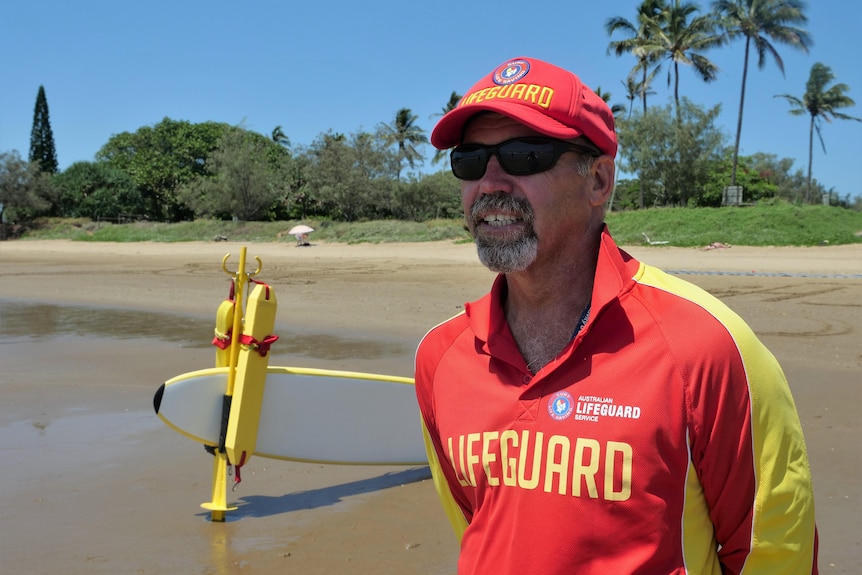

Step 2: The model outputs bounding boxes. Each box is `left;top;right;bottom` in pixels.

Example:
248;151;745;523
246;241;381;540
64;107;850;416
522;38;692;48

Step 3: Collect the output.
201;246;247;521
202;451;234;521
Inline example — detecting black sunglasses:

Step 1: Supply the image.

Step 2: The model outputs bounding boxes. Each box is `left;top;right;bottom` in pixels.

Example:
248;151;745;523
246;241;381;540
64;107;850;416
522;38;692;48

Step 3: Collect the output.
450;136;602;181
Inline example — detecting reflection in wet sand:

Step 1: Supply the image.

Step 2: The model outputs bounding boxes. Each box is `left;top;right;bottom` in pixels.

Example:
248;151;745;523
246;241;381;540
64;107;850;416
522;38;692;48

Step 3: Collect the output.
0;299;412;362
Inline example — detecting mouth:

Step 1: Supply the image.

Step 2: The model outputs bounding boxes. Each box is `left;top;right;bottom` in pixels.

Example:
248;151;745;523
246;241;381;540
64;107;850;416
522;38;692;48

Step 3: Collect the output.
473;212;530;242
481;213;523;227
469;192;533;237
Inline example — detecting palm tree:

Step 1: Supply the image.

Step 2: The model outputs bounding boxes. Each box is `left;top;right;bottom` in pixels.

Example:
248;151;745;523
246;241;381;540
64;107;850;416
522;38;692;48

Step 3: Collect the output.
607;0;667;114
607;0;667;209
430;91;461;121
713;0;811;187
430;91;461;165
775;62;861;203
648;0;724;115
271;125;291;149
621;77;638;119
620;75;656;119
379;108;428;182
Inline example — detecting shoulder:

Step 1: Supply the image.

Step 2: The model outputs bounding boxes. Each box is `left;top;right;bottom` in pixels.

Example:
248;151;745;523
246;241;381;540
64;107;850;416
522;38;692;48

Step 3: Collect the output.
631;264;755;344
628;263;783;394
416;311;471;369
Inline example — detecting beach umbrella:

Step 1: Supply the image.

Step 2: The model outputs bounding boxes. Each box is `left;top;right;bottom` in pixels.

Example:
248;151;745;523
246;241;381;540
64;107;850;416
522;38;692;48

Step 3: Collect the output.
288;224;314;235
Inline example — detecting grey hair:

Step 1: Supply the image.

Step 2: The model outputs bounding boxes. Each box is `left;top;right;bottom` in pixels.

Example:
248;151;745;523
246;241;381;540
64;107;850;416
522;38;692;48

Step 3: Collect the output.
572;154;597;178
568;136;601;177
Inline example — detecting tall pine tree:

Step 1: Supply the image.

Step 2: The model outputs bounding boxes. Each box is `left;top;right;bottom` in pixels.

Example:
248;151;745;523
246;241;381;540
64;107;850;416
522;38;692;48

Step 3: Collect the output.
29;85;59;173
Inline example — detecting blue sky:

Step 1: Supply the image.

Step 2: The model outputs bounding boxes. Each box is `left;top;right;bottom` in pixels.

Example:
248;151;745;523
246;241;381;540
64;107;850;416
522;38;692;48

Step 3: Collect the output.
2;1;860;198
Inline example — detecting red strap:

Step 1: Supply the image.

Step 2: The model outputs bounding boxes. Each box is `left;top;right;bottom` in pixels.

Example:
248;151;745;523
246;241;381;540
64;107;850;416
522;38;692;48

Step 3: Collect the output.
248;278;272;300
212;329;232;350
233;452;247;487
238;333;279;356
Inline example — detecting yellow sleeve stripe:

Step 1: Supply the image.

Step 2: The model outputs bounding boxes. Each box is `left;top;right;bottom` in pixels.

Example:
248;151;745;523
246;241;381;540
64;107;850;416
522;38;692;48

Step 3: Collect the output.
421;417;469;542
682;433;722;574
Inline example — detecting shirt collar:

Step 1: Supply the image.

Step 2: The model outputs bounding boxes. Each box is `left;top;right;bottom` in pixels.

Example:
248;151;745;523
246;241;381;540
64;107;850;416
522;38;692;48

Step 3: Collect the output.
464;225;640;350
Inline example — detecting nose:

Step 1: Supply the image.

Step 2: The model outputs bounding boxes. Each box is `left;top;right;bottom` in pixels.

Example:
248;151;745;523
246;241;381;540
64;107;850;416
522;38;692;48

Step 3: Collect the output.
475;154;513;194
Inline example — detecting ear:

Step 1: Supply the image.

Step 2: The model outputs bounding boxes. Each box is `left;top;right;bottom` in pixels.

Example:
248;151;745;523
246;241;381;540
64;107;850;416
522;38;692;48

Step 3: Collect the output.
588;157;615;207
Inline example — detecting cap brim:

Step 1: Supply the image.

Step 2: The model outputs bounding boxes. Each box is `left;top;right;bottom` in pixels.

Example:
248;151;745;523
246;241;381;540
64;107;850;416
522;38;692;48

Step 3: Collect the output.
431;103;585;150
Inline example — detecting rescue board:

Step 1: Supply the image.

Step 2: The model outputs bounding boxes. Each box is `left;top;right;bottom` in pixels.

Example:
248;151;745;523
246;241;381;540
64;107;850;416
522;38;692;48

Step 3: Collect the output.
154;366;425;465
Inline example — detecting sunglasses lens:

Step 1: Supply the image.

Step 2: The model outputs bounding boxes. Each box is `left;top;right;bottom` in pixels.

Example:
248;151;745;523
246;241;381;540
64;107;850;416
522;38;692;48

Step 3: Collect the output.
497;140;556;175
451;146;488;180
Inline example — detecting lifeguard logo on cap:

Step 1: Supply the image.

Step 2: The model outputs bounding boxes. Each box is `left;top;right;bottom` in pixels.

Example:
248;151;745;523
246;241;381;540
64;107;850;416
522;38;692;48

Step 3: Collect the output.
494;60;530;85
548;391;574;421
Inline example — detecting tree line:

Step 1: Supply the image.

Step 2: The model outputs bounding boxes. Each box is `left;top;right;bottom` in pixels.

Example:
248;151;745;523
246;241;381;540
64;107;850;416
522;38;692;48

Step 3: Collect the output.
607;0;859;207
1;112;462;225
2;0;859;228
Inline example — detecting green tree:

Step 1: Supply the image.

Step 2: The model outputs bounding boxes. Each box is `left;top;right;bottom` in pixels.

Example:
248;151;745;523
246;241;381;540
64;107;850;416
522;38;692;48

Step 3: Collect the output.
280;151;318;220
393;171;461;222
0;151;54;223
378;108;428;182
97;118;232;221
713;0;811;187
775;62;861;202
178;128;292;221
703;152;780;204
52;161;143;219
29;85;59;174
303;130;393;221
607;0;667;115
617;99;727;206
607;178;643;211
649;0;724;113
746;151;818;202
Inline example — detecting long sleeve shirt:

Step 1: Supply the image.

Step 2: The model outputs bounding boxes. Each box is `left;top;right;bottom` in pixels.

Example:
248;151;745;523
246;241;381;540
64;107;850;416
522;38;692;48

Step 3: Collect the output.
415;228;818;574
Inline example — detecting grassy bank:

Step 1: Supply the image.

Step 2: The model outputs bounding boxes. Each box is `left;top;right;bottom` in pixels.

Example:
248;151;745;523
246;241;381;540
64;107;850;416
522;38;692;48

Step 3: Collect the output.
14;204;862;247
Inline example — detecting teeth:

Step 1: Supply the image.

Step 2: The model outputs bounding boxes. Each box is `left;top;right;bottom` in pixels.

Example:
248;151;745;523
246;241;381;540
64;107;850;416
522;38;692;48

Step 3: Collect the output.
483;214;519;226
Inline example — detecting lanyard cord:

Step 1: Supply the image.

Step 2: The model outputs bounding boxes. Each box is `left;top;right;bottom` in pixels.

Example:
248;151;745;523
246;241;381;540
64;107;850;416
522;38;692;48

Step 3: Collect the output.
572;304;591;340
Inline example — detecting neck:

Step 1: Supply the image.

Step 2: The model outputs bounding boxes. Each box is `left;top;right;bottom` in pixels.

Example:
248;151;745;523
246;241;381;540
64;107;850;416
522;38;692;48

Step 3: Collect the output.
506;228;600;312
503;232;601;373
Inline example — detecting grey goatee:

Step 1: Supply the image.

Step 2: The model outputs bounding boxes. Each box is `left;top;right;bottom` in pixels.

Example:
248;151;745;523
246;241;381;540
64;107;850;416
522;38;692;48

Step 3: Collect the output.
469;193;538;273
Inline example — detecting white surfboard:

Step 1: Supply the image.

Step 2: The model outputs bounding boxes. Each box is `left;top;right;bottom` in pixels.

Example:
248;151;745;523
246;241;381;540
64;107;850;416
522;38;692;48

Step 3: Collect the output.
154;366;426;465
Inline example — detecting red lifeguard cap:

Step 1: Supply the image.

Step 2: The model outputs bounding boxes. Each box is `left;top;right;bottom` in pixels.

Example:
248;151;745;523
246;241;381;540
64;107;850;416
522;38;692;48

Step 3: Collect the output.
432;56;617;158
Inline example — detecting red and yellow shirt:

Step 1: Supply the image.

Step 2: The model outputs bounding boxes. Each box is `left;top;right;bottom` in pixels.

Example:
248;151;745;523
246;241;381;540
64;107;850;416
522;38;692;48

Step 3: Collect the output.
415;228;818;574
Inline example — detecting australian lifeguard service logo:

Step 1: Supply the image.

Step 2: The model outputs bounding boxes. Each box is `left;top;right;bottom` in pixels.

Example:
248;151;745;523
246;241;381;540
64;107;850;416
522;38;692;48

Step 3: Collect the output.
494;60;530;85
548;391;574;421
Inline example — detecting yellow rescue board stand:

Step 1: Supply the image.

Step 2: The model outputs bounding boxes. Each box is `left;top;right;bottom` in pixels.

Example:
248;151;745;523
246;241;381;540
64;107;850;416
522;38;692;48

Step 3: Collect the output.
199;246;275;522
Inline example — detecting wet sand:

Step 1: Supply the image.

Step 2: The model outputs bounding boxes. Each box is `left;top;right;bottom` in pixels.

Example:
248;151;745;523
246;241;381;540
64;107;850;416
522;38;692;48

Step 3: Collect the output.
0;239;860;574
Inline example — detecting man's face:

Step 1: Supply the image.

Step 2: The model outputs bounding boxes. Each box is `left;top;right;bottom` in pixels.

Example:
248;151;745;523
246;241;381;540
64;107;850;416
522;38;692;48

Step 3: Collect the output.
459;114;597;274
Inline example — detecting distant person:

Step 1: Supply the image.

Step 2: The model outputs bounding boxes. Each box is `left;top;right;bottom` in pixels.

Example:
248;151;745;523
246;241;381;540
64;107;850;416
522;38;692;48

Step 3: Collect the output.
414;56;818;574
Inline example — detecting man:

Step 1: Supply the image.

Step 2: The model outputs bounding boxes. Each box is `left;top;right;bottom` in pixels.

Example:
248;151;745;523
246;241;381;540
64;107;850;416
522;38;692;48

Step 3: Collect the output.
414;56;818;574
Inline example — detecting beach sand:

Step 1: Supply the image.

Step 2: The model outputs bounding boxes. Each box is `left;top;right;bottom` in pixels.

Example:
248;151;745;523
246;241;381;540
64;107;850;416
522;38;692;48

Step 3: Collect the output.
1;238;859;574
